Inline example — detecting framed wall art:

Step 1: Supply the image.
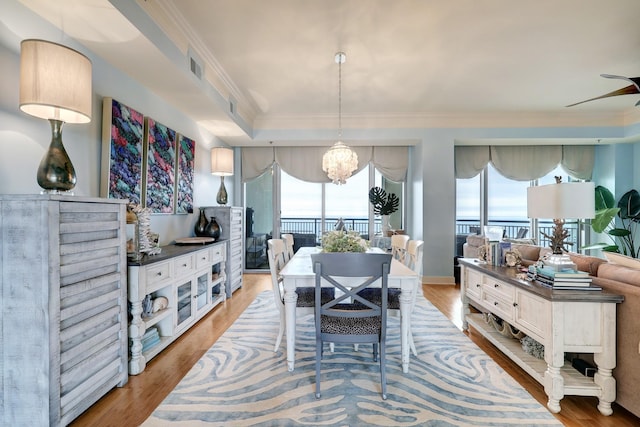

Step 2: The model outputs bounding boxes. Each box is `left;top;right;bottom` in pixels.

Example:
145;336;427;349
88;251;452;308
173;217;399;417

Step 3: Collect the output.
100;98;144;204
144;117;176;214
175;134;195;214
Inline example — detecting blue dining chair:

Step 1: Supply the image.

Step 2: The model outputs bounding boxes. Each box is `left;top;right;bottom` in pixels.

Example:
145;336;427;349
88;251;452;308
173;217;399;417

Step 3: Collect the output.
311;252;392;400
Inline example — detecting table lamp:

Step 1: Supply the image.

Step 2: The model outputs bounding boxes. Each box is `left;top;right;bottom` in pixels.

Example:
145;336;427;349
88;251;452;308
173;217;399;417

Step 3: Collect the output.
527;179;595;270
211;147;234;205
19;39;92;193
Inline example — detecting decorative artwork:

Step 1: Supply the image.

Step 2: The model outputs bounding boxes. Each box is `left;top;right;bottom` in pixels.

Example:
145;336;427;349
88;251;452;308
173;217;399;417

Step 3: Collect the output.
101;98;144;203
144;118;176;214
175;134;195;214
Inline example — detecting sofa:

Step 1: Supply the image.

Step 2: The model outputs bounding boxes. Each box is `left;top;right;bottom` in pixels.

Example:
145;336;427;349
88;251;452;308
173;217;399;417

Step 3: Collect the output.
462;234;640;417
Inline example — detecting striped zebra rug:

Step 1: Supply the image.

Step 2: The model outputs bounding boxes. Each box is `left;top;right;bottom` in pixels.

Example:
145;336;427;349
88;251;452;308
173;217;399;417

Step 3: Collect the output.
143;291;561;426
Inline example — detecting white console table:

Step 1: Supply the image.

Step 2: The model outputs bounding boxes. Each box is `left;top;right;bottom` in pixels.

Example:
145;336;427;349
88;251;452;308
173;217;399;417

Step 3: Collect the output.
459;258;623;415
128;242;226;374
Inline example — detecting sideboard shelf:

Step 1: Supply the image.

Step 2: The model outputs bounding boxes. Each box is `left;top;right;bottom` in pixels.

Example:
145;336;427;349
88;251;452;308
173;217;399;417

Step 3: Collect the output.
128;242;227;375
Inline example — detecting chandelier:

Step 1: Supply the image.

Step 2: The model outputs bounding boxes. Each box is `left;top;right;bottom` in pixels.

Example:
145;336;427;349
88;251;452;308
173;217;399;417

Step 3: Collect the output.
322;52;358;185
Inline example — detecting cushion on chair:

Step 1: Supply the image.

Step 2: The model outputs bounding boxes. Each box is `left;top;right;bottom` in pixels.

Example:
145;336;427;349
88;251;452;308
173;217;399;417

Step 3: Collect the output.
321;307;382;335
296;287;334;307
357;288;401;309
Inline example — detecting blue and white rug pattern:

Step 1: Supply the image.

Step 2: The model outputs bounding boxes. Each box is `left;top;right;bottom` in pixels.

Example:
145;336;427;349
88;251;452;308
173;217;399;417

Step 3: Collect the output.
143;291;561;426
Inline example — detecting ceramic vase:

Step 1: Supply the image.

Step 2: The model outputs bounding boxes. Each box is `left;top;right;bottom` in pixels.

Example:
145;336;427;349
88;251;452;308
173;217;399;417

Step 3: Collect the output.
382;215;391;236
194;208;208;236
204;216;221;240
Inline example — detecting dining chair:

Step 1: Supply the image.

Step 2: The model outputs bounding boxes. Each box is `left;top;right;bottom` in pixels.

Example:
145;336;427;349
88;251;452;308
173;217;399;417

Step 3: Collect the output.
311;252;392;400
282;233;295;262
267;239;333;352
390;234;410;263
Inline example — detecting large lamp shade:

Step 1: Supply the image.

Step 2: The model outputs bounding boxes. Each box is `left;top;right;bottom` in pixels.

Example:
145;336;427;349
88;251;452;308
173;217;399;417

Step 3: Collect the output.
20;39;92;124
527;182;595;220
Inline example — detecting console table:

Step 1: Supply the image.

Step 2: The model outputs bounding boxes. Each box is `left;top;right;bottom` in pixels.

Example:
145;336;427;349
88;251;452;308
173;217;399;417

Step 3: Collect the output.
127;242;226;374
459;258;623;415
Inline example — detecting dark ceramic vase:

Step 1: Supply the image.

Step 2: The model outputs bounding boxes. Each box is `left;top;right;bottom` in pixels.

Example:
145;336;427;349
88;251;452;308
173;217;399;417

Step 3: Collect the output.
204;216;221;240
194;208;208;237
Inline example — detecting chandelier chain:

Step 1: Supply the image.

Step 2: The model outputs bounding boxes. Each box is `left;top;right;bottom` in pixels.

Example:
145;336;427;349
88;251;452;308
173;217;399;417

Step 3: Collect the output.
338;53;342;138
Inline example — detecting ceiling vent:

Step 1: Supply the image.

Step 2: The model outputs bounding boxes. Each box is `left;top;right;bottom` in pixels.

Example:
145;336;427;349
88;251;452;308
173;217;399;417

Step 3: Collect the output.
187;47;203;80
229;96;237;116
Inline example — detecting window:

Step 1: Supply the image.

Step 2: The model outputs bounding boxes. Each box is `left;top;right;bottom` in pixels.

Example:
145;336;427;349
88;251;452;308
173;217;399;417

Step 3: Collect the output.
455;163;584;255
244;162;405;270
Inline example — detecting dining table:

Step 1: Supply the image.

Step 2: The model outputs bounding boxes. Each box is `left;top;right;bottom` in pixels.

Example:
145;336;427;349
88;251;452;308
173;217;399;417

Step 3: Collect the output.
279;246;419;373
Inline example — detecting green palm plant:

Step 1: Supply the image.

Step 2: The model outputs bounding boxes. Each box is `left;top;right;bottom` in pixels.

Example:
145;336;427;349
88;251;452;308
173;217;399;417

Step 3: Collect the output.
368;187;399;215
583;185;640;258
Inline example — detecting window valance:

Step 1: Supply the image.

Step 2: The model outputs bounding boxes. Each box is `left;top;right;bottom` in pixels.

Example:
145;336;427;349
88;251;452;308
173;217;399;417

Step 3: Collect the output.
242;146;408;183
455;145;595;181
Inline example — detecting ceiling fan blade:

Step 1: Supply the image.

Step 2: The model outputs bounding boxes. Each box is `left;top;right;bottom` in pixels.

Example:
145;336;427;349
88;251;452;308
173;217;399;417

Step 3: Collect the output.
565;84;640;107
601;74;640;91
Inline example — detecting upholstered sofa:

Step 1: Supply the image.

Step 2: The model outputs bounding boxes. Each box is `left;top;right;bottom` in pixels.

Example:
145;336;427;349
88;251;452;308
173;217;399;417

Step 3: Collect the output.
462;234;640;417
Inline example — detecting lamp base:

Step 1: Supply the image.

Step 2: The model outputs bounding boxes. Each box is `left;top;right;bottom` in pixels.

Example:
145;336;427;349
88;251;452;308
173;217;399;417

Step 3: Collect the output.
216;176;228;205
37;119;76;192
543;253;577;271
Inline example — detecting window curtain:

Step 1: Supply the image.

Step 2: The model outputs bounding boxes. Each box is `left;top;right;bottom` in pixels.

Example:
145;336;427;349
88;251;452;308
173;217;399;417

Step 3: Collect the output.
454;145;595;181
242;146;408;183
241;147;275;181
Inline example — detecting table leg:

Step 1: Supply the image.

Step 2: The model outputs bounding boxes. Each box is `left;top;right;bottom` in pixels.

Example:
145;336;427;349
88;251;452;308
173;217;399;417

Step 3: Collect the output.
399;284;414;373
283;283;298;371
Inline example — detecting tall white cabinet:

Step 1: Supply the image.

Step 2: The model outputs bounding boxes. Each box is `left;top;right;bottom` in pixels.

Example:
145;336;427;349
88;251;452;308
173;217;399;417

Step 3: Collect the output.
0;195;128;427
206;206;243;297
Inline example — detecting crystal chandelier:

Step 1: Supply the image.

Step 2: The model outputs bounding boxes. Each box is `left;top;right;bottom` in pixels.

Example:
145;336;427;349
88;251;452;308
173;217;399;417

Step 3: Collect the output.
322;52;358;185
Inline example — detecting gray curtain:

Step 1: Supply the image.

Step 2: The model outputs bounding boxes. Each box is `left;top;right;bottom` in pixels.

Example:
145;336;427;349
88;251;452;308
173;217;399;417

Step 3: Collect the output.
242;146;408;183
455;145;595;181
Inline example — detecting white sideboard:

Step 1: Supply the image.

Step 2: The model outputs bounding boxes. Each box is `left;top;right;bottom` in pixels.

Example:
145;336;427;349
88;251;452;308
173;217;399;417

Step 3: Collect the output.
206;206;243;297
459;258;623;416
127;242;226;374
0;195;129;427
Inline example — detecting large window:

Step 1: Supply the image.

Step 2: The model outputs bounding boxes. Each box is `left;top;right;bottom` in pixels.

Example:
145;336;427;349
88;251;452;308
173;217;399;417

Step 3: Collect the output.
455;163;584;255
244;162;404;270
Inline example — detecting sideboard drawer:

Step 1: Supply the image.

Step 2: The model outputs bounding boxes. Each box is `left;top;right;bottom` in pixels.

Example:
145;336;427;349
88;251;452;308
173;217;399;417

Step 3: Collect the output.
195;248;211;270
481;291;514;322
174;254;195;278
484;277;514;301
146;260;171;290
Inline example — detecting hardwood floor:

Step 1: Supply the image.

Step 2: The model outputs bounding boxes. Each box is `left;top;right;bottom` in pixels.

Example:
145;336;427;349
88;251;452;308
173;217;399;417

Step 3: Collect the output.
72;275;640;427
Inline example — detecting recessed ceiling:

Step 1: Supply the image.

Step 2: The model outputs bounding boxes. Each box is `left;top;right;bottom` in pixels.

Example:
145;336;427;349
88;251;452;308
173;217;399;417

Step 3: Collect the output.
17;0;640;146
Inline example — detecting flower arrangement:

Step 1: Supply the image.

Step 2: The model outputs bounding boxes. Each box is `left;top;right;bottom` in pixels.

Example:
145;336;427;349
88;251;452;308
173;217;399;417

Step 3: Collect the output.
322;230;369;253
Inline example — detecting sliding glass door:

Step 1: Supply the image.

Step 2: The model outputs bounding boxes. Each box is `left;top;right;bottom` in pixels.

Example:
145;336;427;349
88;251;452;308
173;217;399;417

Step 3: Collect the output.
244;162;404;271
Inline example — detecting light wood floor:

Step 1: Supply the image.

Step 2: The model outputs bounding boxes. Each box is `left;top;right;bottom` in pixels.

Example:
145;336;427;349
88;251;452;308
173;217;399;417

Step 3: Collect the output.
72;275;640;427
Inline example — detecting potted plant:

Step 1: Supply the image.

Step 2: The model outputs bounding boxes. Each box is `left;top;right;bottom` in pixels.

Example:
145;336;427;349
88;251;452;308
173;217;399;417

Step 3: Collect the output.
583;185;640;258
368;186;399;236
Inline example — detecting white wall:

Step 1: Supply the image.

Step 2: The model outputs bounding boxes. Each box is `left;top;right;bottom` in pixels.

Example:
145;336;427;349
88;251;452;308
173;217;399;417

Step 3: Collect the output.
0;3;234;246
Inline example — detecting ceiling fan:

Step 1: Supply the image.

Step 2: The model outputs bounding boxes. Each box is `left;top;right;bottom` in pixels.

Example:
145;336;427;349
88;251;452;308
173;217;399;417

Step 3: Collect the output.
566;74;640;107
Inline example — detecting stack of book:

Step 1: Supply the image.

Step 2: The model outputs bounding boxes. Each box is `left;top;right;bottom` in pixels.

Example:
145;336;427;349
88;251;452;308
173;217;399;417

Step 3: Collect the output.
527;265;602;291
141;326;161;353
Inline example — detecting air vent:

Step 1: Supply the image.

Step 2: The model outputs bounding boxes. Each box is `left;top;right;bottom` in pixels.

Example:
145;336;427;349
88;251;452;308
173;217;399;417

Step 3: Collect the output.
190;57;202;79
187;47;203;80
229;96;237;116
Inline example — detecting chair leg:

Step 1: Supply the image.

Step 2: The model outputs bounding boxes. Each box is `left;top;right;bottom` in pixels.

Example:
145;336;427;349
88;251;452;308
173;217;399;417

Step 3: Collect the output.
274;310;285;352
329;342;335;352
373;343;378;362
380;340;387;400
315;338;322;399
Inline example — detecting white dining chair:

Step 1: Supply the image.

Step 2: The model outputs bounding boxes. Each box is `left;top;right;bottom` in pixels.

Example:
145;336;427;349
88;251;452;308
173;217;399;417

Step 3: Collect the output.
282;233;295;263
267;239;333;352
390;234;410;263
